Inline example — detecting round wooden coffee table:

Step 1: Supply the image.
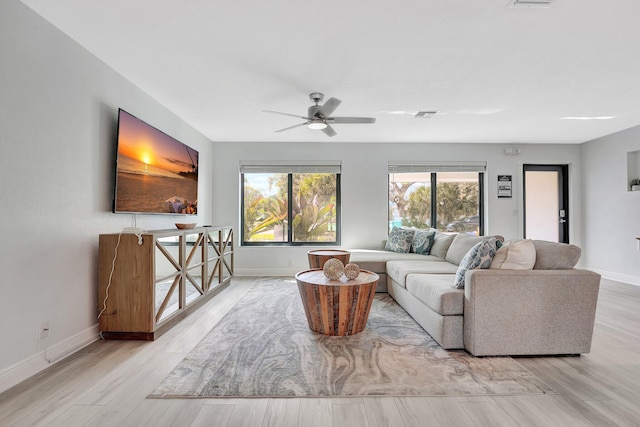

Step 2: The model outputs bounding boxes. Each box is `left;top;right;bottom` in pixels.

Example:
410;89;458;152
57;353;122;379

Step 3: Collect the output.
295;268;379;336
307;249;350;269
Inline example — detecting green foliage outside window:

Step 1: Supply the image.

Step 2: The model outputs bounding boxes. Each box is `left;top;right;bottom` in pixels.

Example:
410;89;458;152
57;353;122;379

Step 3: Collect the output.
389;172;481;234
436;182;479;229
292;174;337;242
243;173;338;244
403;186;431;228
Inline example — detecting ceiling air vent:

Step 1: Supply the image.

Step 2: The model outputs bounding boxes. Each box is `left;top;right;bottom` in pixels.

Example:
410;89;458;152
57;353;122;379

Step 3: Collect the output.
414;111;439;119
507;0;553;8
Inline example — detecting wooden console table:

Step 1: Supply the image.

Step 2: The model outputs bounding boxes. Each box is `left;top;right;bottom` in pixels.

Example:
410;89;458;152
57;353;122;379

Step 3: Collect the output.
98;226;233;340
295;268;378;336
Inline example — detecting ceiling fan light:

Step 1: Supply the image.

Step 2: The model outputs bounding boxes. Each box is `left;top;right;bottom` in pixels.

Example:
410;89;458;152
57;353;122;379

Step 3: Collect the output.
308;120;327;130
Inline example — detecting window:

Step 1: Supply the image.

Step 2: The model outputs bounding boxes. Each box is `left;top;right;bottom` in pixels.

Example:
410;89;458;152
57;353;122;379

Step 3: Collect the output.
388;162;485;235
241;161;341;245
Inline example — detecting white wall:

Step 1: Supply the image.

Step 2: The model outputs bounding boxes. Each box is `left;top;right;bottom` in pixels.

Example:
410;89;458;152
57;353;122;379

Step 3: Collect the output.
0;0;213;392
212;142;583;276
581;126;640;285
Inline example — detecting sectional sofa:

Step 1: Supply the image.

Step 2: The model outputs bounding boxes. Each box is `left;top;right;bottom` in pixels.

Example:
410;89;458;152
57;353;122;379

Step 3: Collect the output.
349;231;601;356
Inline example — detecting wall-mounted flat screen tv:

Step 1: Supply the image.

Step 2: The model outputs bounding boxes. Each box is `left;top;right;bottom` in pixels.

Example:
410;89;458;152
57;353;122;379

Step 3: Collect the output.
113;109;198;215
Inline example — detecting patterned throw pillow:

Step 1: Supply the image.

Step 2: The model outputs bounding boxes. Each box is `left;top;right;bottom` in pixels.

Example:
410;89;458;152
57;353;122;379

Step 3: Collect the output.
411;229;436;254
385;227;415;253
452;238;497;289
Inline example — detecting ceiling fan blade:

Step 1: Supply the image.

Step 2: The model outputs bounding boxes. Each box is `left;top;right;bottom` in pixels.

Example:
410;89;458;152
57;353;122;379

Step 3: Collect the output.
321;124;337;137
328;117;376;124
317;97;342;117
263;110;311;120
275;122;308;133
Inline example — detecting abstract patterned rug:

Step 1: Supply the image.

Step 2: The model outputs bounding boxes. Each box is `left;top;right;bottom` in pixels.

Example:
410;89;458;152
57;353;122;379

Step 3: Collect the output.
149;278;554;398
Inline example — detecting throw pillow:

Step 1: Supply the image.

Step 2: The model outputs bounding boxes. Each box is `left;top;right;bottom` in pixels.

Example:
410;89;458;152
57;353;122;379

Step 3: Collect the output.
445;233;489;265
490;239;536;270
411;229;436;254
532;240;581;269
430;232;457;258
385;227;415;253
452;238;497;289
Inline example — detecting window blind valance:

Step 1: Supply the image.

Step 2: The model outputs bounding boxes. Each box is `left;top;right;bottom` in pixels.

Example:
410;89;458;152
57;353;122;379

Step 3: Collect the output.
388;161;486;173
240;160;341;174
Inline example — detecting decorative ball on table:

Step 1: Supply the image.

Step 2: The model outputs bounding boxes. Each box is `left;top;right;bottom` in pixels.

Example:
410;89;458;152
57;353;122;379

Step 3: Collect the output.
323;258;345;280
344;263;360;280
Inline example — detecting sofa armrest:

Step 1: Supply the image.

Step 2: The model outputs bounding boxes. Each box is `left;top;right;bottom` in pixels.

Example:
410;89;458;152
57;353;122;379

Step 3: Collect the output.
463;269;601;356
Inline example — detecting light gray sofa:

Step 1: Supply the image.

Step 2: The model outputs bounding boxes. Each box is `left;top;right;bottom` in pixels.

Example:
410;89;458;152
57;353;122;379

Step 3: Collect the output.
349;233;601;356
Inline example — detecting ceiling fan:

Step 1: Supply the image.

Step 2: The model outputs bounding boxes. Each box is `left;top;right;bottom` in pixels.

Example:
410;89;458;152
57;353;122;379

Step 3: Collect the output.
263;92;376;137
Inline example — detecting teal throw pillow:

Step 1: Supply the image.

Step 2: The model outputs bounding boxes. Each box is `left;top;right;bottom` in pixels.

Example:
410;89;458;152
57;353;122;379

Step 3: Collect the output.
452;238;497;289
412;229;436;254
385;227;415;253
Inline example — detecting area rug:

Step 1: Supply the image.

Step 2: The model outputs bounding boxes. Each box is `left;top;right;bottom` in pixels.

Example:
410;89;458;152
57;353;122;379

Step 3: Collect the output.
149;277;554;398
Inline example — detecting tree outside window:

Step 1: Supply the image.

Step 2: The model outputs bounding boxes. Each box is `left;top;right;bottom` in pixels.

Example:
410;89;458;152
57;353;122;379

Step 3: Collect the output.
242;172;339;245
389;172;482;235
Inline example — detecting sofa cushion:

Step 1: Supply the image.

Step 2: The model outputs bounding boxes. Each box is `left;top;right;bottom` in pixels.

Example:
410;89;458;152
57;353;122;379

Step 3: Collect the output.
532;240;581;270
349;249;431;274
405;274;463;315
490;239;536;270
452;238;497;289
385;227;415;253
387;259;459;288
411;228;436;254
430;232;456;258
446;233;490;265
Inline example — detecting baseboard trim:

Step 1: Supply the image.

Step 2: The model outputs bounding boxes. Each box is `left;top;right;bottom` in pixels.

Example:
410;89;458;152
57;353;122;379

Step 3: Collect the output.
0;324;99;394
591;268;640;287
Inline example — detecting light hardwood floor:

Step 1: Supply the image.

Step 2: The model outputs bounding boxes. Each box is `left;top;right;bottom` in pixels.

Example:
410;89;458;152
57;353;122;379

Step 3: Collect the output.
1;277;639;427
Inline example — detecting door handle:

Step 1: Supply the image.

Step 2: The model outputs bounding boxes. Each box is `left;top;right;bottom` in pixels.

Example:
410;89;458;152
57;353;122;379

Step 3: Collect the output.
559;219;567;223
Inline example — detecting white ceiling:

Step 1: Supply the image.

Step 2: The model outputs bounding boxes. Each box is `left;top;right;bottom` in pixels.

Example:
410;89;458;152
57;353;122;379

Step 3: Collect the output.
21;0;640;144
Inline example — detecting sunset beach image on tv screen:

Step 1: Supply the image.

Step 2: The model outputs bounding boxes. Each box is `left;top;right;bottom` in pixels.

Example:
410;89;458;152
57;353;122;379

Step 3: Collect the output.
114;109;198;215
